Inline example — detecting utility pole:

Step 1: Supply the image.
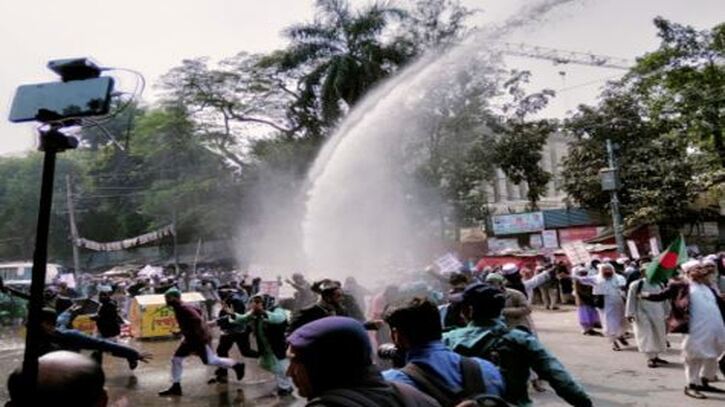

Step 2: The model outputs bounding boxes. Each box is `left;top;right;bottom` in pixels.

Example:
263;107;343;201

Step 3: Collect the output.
601;139;626;255
65;175;81;278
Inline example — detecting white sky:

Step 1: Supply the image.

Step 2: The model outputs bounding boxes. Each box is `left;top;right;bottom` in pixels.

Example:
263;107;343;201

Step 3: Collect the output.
0;0;722;155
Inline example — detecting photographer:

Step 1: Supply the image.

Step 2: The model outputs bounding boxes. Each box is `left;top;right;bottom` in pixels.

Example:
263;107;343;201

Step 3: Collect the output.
382;297;505;406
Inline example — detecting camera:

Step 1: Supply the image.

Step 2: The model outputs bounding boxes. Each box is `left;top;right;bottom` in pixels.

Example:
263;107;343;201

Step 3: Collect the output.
377;343;406;368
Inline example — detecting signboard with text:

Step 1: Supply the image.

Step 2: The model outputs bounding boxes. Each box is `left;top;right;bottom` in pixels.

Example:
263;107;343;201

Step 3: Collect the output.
491;212;544;235
542;230;559;249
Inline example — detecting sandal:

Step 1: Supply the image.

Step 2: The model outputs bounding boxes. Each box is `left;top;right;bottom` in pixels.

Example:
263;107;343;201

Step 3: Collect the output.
647;359;657;368
684;385;707;399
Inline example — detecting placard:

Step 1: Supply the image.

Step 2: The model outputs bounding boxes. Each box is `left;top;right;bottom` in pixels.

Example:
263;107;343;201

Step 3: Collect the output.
626;240;640;259
542;230;559;249
562;242;592;266
258;281;281;298
529;234;543;249
649;237;660;256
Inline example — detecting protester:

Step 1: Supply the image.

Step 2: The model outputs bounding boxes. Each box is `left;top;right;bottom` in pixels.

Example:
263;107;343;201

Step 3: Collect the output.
569;265;602;336
209;287;258;384
228;293;294;396
444;283;593;407
624;272;669;368
289;279;372;332
89;288;125;364
36;307;150;371
535;265;560;310
344;276;371;311
381;297;505;406
286;273;316;312
572;263;629;351
484;273;533;331
6;351;107;406
287;316;440;406
158;288;244;397
641;260;725;399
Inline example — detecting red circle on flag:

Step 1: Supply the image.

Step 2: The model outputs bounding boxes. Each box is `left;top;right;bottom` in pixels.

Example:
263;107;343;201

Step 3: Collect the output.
660;252;678;269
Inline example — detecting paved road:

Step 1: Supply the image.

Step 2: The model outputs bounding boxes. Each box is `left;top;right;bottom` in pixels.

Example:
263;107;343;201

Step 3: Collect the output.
0;306;723;406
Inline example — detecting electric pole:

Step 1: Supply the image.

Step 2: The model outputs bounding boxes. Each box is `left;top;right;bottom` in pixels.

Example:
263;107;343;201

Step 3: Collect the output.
65;175;81;278
602;139;626;255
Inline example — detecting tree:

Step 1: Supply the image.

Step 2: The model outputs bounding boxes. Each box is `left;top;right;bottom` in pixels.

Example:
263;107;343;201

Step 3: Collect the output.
276;0;410;125
491;71;555;210
397;0;476;52
561;85;704;229
630;17;725;167
398;57;501;239
159;53;300;168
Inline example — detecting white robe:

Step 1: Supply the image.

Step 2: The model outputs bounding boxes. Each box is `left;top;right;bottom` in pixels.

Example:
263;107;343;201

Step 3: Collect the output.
683;282;725;359
625;279;667;354
577;274;626;338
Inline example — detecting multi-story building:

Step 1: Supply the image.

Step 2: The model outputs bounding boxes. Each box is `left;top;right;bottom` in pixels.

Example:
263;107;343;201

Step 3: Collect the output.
485;132;569;214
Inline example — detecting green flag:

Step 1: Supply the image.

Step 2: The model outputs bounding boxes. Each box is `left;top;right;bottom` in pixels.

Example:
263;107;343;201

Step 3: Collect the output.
645;235;687;284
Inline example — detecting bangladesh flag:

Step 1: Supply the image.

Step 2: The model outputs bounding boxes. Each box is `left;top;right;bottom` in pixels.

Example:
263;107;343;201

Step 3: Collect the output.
645;235;687;284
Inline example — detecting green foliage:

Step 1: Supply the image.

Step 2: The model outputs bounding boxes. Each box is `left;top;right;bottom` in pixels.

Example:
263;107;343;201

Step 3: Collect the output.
630;17;725;166
562;17;724;228
276;0;412;125
492;71;555;210
561;86;705;228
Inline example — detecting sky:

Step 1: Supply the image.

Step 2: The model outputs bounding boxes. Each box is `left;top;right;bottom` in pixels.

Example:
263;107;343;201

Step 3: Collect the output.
0;0;722;155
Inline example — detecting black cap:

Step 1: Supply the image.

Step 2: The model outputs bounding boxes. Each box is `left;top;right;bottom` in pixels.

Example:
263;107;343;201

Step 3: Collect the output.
462;283;506;321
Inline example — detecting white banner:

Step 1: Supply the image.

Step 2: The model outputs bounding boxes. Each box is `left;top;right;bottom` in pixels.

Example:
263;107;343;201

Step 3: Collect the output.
76;224;175;252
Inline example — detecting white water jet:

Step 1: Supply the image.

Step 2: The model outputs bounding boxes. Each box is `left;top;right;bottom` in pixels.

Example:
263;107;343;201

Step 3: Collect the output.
302;0;578;284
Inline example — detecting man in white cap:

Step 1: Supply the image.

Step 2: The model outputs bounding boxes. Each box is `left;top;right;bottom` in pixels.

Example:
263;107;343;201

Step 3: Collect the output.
572;263;628;351
625;266;669;368
642;259;725;399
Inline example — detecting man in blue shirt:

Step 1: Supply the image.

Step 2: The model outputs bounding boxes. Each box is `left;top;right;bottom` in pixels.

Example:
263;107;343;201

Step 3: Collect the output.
382;297;505;405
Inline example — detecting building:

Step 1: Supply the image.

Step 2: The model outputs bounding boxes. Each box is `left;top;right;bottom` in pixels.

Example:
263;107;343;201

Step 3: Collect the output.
485;132;569;213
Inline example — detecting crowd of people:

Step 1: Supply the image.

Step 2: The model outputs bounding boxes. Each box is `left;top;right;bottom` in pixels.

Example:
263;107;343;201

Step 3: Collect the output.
1;251;724;406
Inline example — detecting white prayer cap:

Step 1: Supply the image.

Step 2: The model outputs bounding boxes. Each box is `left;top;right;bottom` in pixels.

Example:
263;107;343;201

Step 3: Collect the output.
572;265;587;274
501;263;519;275
597;263;615;274
681;259;702;273
702;257;717;267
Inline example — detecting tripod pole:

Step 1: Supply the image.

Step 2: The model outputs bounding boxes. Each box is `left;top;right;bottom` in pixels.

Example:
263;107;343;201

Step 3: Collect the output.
21;127;77;394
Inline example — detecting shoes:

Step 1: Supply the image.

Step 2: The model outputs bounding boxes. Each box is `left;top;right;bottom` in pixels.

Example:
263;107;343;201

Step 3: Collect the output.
653;357;669;365
617;337;629;346
551;306;560;310
684;385;707;399
127;357;138;370
612;342;622;352
698;379;725;393
647;359;657;368
159;383;182;397
531;379;546;393
233;363;246;381
277;387;294;397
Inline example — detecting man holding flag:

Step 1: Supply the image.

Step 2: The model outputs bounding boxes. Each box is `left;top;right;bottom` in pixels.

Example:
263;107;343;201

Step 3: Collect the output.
640;236;725;399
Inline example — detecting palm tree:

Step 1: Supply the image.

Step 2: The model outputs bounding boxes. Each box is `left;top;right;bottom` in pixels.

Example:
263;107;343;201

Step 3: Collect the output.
277;0;410;125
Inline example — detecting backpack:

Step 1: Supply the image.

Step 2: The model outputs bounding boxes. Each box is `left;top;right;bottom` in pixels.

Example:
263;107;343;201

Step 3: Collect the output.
311;381;439;407
401;357;509;407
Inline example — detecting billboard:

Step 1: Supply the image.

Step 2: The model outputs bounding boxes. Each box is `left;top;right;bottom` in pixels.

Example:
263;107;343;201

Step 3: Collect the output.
492;212;544;235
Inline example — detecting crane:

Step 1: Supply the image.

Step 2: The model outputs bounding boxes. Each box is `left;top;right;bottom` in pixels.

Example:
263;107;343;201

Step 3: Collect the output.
497;42;634;70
